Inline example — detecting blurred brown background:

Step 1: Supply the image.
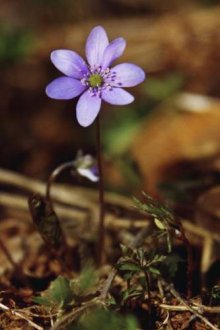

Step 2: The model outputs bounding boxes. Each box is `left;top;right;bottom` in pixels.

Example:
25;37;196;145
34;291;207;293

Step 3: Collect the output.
0;0;220;213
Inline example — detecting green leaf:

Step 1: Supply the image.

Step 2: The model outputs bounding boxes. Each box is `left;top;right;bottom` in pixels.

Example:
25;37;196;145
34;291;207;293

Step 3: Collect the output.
33;276;73;309
122;288;143;304
50;276;72;307
123;272;134;281
120;244;133;257
119;262;141;272
211;286;220;301
136;249;145;264
71;308;139;330
106;296;116;307
149;267;161;276
154;218;166;230
153;254;167;263
77;265;97;294
133;193;178;230
32;296;51;306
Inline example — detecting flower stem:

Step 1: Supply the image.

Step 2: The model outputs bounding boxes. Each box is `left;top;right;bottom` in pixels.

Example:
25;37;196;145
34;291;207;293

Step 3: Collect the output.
46;161;74;210
96;114;105;266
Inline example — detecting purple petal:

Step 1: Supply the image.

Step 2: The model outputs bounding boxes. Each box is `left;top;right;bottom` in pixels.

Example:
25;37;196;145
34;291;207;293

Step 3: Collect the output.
46;77;86;100
76;90;101;127
51;50;88;79
77;168;99;182
111;63;146;87
86;26;109;67
102;87;134;105
101;38;126;69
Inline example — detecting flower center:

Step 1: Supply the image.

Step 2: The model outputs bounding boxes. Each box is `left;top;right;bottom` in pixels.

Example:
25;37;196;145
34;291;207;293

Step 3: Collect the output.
88;74;103;87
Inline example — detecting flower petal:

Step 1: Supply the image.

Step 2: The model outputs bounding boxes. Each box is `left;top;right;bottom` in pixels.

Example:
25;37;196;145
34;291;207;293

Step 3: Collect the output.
76;90;101;127
101;38;126;69
45;77;86;100
51;49;88;79
77;168;99;182
86;26;109;67
111;63;146;87
102;87;134;105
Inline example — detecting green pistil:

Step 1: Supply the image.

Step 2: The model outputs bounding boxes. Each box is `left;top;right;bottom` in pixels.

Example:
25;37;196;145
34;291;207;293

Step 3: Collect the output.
88;74;103;87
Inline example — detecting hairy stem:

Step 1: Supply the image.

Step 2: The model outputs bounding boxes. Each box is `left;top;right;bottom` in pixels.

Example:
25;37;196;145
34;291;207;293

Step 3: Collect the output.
96;114;105;266
43;162;76;274
46;162;74;209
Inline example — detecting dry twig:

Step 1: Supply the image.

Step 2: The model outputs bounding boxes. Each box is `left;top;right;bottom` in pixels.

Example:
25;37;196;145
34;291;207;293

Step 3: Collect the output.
160;279;219;330
159;303;220;314
0;302;43;330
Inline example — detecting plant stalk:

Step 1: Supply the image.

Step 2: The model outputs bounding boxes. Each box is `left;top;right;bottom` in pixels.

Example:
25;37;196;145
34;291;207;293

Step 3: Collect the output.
46;162;74;210
96;114;105;266
144;270;152;327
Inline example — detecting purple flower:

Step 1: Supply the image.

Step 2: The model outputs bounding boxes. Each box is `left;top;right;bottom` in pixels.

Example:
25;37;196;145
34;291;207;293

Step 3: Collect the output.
73;150;99;182
46;26;146;127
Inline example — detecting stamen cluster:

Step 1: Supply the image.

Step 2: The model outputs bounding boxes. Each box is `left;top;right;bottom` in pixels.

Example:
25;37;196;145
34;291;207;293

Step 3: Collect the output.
81;66;120;98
